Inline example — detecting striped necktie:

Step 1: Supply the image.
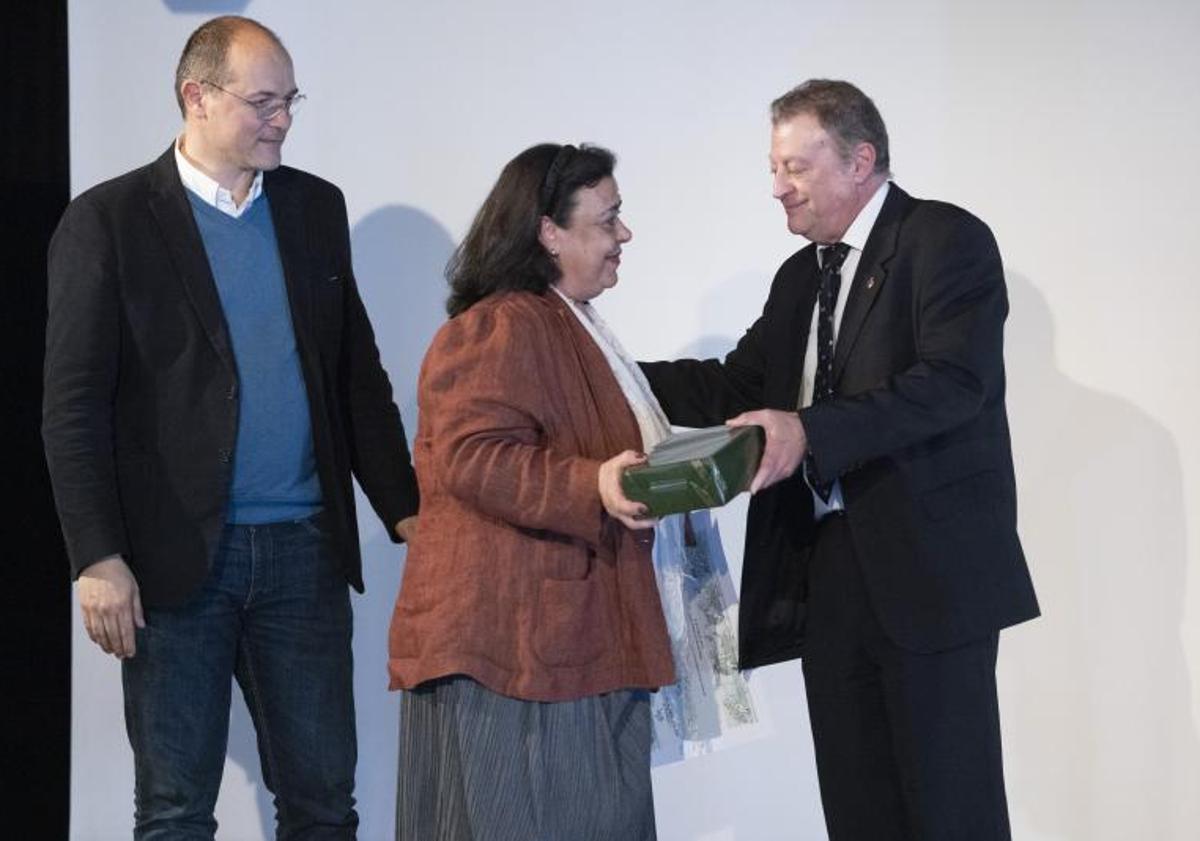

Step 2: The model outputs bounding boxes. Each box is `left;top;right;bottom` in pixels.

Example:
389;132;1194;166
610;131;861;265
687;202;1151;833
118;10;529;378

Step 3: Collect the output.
808;242;849;502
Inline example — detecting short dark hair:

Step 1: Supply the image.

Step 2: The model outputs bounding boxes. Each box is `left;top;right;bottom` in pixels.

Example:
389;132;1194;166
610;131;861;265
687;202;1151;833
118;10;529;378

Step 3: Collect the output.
771;79;890;175
445;143;617;317
174;16;287;117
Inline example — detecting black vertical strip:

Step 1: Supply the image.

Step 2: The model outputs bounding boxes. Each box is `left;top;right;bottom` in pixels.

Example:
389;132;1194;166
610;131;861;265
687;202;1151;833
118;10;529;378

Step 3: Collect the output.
3;0;72;837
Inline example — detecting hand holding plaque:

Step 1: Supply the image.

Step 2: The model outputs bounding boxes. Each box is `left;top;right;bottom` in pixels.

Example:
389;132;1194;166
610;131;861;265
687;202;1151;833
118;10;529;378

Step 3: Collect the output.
619;425;764;518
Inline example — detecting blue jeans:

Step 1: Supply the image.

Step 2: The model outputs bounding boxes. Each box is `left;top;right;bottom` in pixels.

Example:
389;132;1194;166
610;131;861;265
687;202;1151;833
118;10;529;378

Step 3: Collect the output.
122;514;358;840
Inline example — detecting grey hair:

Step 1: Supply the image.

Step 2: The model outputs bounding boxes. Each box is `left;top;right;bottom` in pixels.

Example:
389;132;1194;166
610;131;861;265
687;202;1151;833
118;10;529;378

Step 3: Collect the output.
771;79;891;176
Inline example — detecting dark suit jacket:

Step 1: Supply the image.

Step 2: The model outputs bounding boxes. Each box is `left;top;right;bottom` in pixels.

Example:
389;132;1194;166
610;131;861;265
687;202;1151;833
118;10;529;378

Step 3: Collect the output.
43;146;419;607
642;184;1039;668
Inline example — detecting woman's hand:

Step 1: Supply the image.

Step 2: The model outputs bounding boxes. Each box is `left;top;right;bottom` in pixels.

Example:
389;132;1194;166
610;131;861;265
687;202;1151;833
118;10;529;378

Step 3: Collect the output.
598;450;656;530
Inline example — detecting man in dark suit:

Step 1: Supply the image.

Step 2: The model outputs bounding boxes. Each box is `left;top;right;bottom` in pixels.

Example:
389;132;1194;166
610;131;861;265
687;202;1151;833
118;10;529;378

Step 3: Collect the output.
42;16;418;839
641;79;1039;839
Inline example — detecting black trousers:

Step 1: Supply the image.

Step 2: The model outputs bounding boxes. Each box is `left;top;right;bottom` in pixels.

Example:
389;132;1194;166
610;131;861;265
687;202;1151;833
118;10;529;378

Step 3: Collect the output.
801;514;1011;841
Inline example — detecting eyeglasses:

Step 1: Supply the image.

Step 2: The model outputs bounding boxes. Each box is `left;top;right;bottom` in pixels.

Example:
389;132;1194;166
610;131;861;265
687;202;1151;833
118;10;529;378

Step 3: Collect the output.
202;80;306;121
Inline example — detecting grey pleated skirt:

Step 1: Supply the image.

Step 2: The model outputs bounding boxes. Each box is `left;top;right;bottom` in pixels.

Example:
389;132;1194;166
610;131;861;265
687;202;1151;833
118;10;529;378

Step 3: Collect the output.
396;676;657;841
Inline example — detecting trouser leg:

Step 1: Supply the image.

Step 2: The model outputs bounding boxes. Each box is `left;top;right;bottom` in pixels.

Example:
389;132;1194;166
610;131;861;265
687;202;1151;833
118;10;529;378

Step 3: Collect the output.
123;531;246;841
234;515;358;840
801;514;1011;841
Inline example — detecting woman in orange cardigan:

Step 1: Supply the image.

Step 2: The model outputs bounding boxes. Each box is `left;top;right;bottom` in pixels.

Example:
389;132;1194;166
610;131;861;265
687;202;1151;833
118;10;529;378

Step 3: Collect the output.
388;143;673;840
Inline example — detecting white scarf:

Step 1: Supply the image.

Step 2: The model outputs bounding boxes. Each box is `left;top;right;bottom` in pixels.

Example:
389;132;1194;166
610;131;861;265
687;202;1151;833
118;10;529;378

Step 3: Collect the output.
553;287;758;763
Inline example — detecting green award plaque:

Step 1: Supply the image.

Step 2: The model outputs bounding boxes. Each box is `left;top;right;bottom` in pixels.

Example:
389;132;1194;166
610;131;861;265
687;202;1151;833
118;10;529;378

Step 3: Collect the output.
620;425;764;517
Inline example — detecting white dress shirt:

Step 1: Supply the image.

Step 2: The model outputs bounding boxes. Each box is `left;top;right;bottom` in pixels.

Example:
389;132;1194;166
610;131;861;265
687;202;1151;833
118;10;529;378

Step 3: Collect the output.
174;137;263;218
801;181;890;518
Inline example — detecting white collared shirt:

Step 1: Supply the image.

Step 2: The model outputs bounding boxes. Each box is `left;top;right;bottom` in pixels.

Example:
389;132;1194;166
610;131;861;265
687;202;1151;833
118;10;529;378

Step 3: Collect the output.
174;137;263;218
801;180;890;517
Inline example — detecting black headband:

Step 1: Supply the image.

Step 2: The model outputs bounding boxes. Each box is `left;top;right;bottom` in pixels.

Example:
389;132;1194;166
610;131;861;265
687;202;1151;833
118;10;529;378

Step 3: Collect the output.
539;144;577;215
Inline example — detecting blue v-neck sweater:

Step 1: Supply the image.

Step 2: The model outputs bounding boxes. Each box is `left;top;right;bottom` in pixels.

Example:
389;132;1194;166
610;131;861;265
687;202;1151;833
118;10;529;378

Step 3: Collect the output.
187;192;322;524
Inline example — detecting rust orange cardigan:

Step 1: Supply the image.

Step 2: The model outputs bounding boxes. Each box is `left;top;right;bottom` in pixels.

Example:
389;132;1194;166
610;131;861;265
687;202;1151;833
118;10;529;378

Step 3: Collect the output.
387;290;674;702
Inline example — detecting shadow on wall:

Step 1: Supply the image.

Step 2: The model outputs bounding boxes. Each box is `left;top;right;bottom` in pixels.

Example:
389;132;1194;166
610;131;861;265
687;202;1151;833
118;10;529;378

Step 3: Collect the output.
350;205;456;432
223;205;454;840
1002;273;1200;840
162;1;251;12
348;204;454;840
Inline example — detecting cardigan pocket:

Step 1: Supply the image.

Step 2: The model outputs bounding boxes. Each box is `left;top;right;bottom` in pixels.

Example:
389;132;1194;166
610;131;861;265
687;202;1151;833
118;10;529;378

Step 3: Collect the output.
533;577;608;668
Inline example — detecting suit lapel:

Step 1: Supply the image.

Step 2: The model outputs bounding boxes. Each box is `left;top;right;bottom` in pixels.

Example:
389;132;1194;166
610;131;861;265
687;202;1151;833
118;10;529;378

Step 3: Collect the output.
146;147;237;373
832;184;910;384
263;171;316;360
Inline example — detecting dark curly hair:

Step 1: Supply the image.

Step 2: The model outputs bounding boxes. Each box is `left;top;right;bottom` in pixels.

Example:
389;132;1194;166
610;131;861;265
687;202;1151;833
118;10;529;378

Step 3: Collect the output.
445;143;616;317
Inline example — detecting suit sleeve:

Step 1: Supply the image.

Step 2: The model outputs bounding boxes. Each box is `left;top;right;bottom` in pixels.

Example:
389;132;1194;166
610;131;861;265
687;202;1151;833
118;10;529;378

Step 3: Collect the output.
42;196;129;576
421;303;611;548
332;188;421;540
801;212;1008;482
638;273;787;425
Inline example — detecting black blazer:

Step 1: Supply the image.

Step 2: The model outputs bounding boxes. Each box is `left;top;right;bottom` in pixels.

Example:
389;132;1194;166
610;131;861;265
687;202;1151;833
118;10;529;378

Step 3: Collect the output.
642;184;1038;667
43;147;419;607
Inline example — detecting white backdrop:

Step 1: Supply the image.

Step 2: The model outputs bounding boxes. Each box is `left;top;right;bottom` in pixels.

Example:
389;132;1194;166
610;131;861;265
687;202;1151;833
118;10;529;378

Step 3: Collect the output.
67;1;1200;839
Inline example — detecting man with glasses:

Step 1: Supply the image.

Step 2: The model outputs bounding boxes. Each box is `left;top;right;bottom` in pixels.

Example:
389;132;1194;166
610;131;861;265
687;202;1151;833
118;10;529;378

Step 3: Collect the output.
43;16;419;839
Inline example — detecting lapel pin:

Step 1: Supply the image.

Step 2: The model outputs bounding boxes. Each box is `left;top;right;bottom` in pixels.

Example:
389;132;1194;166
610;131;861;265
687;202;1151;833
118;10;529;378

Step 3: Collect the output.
866;276;876;290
